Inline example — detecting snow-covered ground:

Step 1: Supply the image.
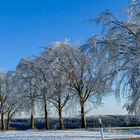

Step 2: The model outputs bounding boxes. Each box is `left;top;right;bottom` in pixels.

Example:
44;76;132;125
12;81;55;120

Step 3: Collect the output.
0;129;140;140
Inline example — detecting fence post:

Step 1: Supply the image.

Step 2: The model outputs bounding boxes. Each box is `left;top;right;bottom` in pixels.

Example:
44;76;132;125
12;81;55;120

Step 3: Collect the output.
98;118;104;140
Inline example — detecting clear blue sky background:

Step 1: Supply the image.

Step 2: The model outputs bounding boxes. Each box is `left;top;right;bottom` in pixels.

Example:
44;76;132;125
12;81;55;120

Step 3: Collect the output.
0;0;130;115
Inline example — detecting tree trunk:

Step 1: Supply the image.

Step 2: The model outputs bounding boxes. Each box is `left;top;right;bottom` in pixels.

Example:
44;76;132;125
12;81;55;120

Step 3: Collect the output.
58;108;64;129
80;102;86;128
6;112;10;130
44;100;50;130
1;112;5;130
7;118;10;130
31;100;35;129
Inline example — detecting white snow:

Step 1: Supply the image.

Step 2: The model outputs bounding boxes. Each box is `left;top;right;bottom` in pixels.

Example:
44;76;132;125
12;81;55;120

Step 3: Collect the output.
0;129;139;140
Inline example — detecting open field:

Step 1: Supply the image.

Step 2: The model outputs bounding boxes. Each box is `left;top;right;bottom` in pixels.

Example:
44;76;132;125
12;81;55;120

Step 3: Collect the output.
2;116;140;139
0;129;140;140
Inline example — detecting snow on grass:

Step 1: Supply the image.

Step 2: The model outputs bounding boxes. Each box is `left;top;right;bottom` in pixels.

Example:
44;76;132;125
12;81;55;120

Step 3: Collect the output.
0;129;139;140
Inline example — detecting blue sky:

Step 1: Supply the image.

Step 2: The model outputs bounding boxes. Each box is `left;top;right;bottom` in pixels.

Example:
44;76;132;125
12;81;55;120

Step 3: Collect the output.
0;0;130;115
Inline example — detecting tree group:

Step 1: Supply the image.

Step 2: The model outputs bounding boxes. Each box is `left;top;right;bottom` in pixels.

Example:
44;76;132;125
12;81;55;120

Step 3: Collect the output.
0;2;140;130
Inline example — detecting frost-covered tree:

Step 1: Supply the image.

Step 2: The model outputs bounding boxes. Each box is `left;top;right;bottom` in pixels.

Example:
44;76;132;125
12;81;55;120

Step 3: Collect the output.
4;71;23;130
0;70;23;130
86;2;140;114
16;58;40;129
49;67;71;129
41;45;72;129
0;71;7;130
30;57;52;130
45;40;109;128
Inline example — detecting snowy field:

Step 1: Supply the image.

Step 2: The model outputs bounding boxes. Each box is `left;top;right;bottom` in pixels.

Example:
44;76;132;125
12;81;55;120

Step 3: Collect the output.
0;129;140;140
